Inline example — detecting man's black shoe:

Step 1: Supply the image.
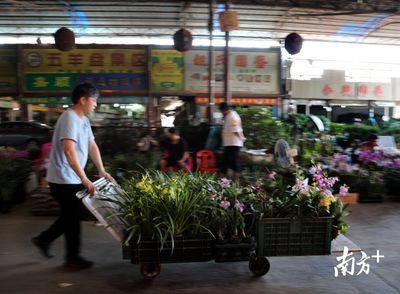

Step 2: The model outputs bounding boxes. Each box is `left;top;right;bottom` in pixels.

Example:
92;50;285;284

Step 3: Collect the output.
65;257;93;270
32;237;53;258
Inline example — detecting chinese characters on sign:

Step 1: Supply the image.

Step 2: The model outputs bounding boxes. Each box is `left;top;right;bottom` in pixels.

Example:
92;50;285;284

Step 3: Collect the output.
151;49;184;92
26;74;76;91
23;47;147;93
321;83;387;99
23;49;146;73
334;246;384;277
195;97;279;106
184;50;280;94
79;74;146;91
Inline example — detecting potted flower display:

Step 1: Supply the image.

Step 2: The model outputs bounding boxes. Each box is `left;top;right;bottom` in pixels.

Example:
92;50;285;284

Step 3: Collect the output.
253;164;350;256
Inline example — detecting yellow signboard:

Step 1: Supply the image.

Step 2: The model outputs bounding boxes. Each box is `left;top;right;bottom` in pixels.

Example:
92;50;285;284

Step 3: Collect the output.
23;48;147;74
151;49;183;92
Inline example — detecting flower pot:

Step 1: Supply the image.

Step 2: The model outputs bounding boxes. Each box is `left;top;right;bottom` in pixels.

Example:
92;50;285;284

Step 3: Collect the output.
334;193;358;205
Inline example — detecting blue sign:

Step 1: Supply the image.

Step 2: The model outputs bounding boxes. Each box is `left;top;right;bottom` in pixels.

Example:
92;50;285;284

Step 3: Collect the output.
78;73;147;91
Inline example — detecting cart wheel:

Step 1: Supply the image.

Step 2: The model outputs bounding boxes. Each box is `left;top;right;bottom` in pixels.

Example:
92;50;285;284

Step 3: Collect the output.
249;257;270;276
140;263;161;278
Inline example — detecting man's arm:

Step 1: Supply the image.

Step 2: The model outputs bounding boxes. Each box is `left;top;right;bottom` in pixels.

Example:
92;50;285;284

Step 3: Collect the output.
88;140;114;182
63;139;96;194
178;140;189;164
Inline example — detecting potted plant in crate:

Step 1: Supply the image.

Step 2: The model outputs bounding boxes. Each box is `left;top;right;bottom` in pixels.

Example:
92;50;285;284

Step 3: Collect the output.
254;164;350;256
102;170;216;264
210;178;258;262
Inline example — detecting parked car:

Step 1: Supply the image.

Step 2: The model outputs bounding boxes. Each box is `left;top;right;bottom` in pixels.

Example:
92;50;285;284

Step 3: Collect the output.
0;121;53;150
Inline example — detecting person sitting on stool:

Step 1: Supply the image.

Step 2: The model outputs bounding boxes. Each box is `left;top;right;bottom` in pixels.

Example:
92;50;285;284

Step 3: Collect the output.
159;128;189;172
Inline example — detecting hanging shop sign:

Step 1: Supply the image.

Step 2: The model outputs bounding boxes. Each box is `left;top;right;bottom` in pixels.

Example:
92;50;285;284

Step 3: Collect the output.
0;48;17;94
151;49;184;92
291;79;392;100
195;97;279;106
218;10;239;32
185;50;280;95
22;47;147;93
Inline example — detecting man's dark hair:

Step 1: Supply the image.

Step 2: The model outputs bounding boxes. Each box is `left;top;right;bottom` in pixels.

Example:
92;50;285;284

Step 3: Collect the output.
219;102;230;111
168;127;179;134
367;134;378;141
71;83;99;104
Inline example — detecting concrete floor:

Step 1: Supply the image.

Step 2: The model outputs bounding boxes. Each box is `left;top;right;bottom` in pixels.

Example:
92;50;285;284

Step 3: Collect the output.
1;200;400;294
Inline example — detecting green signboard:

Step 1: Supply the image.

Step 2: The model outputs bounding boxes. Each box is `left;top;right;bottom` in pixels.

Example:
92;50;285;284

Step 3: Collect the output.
26;73;77;91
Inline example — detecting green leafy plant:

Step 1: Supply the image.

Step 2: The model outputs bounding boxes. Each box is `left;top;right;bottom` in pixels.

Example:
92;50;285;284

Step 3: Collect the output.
101;170;216;251
0;147;33;212
236;106;289;150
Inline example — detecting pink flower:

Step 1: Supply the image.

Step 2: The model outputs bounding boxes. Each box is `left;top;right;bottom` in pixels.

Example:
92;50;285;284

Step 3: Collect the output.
309;164;322;174
218;178;232;189
219;200;230;209
339;185;349;196
234;200;245;213
268;171;277;180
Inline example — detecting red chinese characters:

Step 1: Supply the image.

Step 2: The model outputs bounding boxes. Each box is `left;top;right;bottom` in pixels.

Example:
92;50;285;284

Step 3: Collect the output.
89;53;104;66
254;55;268;69
193;54;206;66
215;54;225;66
235;55;247;68
131;54;146;66
358;84;369;96
341;84;352;96
323;85;333;96
374;85;383;97
111;53;125;66
47;53;62;66
68;54;83;66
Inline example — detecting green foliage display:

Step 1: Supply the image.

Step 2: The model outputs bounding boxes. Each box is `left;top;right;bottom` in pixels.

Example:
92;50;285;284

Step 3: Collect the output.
0;147;33;212
236;107;289;151
102;171;216;250
85;151;161;181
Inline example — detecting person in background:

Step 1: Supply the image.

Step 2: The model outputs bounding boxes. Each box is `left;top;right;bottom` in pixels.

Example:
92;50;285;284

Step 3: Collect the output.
361;133;378;151
219;102;246;180
32;83;114;270
159;127;189;172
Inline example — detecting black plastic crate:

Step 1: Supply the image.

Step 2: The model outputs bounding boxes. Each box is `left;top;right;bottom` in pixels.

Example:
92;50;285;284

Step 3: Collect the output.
257;217;332;256
124;233;213;264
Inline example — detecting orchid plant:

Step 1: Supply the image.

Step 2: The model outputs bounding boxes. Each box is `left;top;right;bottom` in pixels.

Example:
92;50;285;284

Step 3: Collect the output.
209;178;252;242
252;165;350;236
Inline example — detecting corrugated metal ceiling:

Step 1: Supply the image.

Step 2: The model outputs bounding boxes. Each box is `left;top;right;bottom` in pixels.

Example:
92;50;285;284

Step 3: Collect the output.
1;0;400;45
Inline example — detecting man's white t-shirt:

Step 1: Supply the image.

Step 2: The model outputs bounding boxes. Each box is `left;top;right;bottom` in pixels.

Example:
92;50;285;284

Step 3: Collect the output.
222;110;245;147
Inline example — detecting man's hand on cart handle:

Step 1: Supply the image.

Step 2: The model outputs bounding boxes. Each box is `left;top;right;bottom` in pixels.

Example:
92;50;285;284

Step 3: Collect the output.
99;170;116;185
82;177;97;195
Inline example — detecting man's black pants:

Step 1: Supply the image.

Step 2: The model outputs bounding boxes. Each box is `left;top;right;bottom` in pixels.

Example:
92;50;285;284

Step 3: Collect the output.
221;146;241;174
38;183;85;261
